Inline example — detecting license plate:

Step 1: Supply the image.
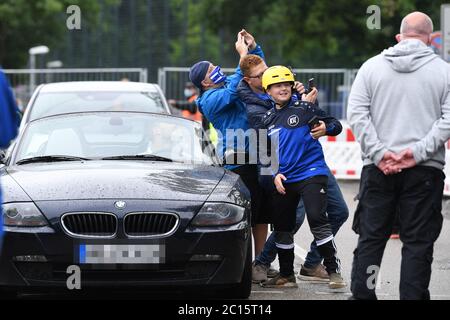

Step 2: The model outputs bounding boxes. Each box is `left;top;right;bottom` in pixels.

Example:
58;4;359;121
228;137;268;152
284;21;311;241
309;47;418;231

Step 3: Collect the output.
79;244;164;264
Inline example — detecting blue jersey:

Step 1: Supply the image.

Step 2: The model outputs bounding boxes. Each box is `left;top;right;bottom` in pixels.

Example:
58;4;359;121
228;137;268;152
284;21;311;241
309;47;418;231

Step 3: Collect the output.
263;99;342;183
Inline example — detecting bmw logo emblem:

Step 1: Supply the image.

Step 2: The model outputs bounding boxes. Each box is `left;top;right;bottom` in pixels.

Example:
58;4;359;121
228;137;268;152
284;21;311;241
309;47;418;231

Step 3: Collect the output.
288;115;299;127
115;201;126;210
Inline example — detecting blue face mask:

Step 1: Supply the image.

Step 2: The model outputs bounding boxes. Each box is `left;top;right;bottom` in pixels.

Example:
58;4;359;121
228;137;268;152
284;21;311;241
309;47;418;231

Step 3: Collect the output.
184;88;194;98
209;66;227;84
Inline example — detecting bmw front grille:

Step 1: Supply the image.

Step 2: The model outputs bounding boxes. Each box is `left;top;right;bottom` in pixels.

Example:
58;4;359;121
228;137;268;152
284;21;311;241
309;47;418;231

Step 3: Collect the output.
124;212;179;238
61;212;179;238
61;212;118;238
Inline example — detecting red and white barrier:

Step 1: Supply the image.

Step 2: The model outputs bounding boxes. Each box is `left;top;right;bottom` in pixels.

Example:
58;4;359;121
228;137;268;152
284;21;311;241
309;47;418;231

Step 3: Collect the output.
320;123;362;180
444;141;450;197
321;124;450;198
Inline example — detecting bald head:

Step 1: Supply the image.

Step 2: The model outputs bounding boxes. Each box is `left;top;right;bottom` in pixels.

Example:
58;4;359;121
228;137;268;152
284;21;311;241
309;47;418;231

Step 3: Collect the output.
397;12;433;44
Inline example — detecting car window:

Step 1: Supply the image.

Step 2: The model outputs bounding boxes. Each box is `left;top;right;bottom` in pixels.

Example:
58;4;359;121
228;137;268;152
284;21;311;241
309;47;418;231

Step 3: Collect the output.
15;113;216;165
29;91;167;121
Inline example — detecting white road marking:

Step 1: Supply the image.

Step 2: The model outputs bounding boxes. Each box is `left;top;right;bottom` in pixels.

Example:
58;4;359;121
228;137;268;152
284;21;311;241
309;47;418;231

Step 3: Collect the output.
294;243;308;261
431;294;450;299
314;291;349;295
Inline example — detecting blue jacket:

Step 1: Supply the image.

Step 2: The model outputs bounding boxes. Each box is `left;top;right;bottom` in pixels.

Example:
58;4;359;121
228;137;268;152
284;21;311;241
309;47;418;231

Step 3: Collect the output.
263;98;342;183
237;81;322;130
237;82;323;164
1;69;19;240
196;45;265;170
0;70;18;149
236;80;273;168
236;80;273;131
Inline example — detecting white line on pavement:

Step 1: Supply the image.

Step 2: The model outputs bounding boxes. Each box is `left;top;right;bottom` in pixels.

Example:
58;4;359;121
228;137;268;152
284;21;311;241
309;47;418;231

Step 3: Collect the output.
314;291;349;295
430;294;450;298
294;243;308;262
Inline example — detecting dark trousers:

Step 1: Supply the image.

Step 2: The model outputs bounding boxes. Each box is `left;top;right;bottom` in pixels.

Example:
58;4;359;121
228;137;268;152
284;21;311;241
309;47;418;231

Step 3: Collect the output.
272;175;340;276
232;164;262;227
351;165;444;300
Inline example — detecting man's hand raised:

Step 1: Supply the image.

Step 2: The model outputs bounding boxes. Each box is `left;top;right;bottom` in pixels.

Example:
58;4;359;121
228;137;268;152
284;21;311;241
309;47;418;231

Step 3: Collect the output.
239;29;256;51
235;33;248;58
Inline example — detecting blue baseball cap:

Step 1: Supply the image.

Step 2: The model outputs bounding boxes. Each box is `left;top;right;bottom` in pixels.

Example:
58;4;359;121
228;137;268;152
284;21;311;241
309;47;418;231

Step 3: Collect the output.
189;61;211;91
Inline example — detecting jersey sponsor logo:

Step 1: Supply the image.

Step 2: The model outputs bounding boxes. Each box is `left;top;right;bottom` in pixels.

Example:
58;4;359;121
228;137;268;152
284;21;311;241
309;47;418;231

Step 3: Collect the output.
287;115;299;127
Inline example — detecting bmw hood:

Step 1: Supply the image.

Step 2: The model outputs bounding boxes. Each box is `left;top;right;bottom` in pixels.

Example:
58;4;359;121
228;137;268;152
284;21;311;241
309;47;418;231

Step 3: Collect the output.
5;161;225;202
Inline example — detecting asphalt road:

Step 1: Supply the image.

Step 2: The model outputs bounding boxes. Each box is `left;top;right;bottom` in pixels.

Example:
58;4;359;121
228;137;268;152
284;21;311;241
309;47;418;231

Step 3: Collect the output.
250;180;450;300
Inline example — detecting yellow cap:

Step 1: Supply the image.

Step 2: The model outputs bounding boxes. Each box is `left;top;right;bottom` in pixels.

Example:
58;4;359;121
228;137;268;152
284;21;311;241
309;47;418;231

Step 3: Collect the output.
262;65;295;91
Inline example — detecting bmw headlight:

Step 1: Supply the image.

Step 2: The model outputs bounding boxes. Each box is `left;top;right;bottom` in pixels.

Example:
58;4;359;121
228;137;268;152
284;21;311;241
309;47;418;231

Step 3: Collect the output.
3;203;48;227
190;202;246;227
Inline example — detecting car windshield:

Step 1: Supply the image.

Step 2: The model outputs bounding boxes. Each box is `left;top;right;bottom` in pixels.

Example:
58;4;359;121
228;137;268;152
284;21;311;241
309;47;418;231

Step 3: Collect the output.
15;113;216;165
29;91;167;121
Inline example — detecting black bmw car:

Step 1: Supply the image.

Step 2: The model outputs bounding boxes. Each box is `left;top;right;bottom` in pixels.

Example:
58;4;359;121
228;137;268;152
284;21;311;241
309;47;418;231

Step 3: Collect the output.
0;112;252;298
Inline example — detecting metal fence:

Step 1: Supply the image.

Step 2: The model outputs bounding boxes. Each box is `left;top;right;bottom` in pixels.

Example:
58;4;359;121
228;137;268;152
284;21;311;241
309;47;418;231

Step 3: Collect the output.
4;68;148;106
158;67;359;120
4;66;359;119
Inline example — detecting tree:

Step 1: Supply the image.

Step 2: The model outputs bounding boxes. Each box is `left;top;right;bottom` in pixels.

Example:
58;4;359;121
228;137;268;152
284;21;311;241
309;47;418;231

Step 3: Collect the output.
193;0;442;68
169;0;222;66
0;0;118;68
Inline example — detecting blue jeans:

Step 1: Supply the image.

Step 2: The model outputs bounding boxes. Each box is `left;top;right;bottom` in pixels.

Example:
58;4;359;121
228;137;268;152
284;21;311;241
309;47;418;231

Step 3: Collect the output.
255;169;349;268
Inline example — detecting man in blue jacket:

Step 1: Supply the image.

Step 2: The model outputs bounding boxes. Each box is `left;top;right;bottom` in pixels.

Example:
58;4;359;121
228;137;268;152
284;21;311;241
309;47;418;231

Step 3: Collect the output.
189;30;269;257
0;68;20;249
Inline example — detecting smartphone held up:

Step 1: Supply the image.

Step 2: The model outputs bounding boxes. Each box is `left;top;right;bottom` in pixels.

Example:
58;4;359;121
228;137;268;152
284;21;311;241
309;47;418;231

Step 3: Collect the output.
305;78;315;94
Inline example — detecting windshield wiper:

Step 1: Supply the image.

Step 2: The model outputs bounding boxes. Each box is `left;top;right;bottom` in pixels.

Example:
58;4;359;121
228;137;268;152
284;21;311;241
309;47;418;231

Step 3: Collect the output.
101;154;173;162
16;155;91;165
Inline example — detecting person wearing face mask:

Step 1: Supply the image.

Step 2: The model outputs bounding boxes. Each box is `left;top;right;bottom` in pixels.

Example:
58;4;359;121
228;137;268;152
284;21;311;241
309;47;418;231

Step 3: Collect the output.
189;29;268;258
259;66;346;289
168;82;202;122
168;82;218;145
